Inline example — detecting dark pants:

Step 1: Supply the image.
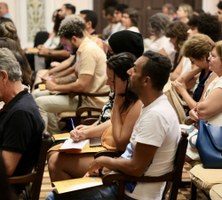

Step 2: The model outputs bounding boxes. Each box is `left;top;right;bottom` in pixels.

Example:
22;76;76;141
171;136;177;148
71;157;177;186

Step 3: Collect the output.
45;184;136;200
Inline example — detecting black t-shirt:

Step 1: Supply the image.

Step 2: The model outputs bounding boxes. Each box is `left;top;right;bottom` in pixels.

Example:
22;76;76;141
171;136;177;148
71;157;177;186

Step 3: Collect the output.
0;89;44;176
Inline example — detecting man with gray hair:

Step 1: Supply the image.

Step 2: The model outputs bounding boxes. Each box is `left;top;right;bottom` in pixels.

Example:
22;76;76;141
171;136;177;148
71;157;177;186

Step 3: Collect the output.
34;15;109;134
0;48;44;194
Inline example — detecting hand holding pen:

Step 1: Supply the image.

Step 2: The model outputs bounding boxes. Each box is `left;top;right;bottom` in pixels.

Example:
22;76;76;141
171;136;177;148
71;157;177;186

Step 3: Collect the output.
70;118;86;142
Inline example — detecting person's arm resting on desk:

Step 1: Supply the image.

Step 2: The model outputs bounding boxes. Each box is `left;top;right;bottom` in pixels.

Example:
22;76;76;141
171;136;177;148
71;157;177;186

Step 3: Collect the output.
89;142;157;177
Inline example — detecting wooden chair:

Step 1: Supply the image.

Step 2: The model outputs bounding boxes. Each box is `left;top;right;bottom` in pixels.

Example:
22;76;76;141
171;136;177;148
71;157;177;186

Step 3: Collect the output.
9;133;52;200
58;91;110;127
96;132;188;200
190;164;222;200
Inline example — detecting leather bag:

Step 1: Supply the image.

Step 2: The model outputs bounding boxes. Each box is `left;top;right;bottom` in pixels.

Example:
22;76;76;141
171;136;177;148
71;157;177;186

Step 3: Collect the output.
196;120;222;168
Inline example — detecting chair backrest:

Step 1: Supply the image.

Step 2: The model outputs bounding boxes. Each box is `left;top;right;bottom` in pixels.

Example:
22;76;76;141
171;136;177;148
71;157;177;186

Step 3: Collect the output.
9;133;52;200
102;132;188;200
58;91;110;129
167;131;188;200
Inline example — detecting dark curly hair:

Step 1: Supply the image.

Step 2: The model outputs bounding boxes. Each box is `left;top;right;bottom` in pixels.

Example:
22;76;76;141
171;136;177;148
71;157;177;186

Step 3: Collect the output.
58;15;85;39
188;13;221;42
107;52;138;112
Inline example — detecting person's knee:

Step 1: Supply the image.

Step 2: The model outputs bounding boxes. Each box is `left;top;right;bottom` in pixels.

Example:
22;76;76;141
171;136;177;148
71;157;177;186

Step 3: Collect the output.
48;152;59;173
35;96;48;110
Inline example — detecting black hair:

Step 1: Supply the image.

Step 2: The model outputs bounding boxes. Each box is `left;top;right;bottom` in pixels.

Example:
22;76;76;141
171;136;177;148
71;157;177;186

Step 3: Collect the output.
217;1;222;9
115;3;128;12
80;10;98;29
103;0;118;10
188;13;221;42
64;3;76;14
107;52;139;112
142;51;172;91
53;9;63;35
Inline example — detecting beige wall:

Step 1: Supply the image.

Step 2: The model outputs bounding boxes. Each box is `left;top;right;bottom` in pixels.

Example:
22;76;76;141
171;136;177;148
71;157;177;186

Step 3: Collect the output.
203;0;218;14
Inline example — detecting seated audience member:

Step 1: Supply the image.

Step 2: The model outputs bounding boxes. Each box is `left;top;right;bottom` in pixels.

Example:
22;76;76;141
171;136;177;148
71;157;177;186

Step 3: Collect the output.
112;3;128;33
33;15;109;135
80;9;98;35
144;13;175;64
187;12;221;42
37;4;76;68
173;34;217;110
217;0;222;23
186;40;222;161
0;2;11;19
58;3;76;19
79;9;107;52
162;3;177;21
37;9;63;54
121;7;140;33
172;13;221;106
165;21;191;80
47;52;142;182
0;37;32;87
0;17;21;48
0;17;32;86
0;48;44;195
176;3;193;24
46;50;180;200
33;10;107;90
102;6;116;40
107;30;144;59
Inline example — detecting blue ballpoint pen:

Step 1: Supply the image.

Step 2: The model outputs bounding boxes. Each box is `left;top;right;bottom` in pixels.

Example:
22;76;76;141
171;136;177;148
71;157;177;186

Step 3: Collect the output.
70;118;75;130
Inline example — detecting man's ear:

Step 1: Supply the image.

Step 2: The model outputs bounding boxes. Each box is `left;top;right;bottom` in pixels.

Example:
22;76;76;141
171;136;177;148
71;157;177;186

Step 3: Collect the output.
71;36;77;43
143;76;151;86
0;70;8;83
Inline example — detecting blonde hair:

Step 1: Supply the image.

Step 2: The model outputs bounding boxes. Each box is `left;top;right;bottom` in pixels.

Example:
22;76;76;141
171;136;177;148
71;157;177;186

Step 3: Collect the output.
214;40;222;60
179;3;193;18
181;33;214;59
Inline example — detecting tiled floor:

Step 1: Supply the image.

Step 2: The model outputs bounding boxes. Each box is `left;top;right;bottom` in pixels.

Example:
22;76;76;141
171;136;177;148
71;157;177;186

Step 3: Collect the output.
40;162;208;200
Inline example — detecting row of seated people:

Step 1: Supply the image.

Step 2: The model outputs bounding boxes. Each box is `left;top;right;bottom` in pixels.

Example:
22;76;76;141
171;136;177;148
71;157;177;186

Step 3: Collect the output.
44;34;222;200
40;16;221;200
1;2;222;198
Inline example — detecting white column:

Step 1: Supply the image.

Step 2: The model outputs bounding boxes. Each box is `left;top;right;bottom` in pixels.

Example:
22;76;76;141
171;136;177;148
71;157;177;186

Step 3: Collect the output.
202;0;218;14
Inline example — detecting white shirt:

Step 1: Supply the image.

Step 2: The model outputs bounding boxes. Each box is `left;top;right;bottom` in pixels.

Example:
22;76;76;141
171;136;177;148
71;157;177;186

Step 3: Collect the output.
122;95;180;200
203;76;222;125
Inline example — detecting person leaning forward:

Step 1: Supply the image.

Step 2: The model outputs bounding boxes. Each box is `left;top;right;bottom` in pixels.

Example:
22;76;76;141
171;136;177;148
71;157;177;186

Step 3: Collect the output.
34;15;109;135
